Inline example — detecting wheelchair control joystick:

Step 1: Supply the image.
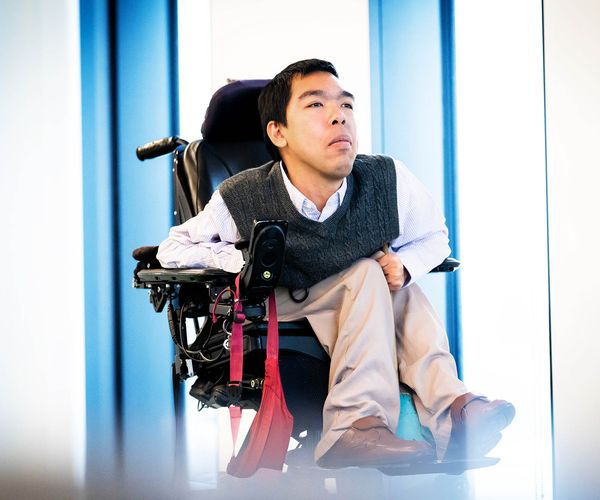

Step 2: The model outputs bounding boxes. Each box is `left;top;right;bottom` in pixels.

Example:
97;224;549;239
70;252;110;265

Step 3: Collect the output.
238;220;288;303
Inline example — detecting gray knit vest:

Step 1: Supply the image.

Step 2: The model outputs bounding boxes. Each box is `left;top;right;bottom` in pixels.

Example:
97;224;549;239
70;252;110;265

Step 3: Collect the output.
219;154;400;289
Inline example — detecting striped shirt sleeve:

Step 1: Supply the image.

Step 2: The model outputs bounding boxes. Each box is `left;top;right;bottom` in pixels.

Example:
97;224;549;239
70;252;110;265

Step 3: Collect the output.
156;190;244;272
389;159;451;286
156;158;451;284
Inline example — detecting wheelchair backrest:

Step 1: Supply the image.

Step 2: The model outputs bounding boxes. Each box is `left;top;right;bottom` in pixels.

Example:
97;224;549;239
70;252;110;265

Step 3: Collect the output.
174;79;273;224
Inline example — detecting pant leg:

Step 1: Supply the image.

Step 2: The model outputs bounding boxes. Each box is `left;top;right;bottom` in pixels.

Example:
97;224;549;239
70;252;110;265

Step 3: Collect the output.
392;283;467;458
275;258;400;460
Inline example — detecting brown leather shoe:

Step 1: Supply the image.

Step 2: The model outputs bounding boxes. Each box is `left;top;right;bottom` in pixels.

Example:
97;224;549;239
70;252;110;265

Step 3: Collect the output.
446;392;515;459
316;416;434;469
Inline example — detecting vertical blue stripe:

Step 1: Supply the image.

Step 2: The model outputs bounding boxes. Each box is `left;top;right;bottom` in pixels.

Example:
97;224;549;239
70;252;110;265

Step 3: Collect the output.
439;0;462;377
107;0;124;466
168;0;179;222
80;0;120;484
540;0;556;490
369;0;384;153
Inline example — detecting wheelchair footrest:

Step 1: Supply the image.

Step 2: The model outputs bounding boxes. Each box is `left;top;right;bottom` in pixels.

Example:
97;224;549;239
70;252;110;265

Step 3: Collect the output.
286;454;499;476
377;456;500;476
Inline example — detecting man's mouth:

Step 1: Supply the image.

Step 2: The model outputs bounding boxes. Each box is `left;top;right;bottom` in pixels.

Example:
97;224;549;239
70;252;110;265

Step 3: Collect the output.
329;135;352;146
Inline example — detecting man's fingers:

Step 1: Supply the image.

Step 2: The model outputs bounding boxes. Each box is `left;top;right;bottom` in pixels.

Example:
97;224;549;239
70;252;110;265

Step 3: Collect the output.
383;270;405;288
371;250;386;260
375;252;406;290
385;275;402;291
378;256;403;274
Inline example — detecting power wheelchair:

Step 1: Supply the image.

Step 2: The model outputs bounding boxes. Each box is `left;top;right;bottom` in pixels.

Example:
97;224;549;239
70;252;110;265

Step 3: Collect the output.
132;79;496;478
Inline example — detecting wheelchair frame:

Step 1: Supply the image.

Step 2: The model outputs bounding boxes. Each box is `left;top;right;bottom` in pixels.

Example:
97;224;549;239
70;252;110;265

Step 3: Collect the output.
132;130;498;477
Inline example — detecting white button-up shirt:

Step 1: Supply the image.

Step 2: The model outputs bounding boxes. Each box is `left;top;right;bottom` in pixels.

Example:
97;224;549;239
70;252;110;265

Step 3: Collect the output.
157;159;450;287
280;164;347;222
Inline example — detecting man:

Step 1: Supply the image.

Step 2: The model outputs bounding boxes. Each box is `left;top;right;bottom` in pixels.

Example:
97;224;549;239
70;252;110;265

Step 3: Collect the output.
157;59;515;469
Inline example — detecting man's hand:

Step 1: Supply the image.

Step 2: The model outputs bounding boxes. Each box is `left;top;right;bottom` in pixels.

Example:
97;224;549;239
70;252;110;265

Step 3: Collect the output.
376;252;407;291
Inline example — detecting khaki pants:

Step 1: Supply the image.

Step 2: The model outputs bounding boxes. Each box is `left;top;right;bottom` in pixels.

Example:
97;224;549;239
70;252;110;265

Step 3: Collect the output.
274;258;467;460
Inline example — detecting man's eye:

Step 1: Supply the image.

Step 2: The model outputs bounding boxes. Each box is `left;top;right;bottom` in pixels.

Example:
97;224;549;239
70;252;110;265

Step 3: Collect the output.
342;103;354;110
308;102;323;108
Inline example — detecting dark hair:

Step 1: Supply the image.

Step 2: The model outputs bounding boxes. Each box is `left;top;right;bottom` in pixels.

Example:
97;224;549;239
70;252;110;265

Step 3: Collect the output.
258;59;339;160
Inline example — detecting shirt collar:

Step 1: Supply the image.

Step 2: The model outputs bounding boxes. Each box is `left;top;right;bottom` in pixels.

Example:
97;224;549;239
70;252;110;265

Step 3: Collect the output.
279;162;347;222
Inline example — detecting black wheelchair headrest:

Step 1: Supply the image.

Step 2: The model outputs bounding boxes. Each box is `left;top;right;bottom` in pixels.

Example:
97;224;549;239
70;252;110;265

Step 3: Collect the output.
201;79;270;142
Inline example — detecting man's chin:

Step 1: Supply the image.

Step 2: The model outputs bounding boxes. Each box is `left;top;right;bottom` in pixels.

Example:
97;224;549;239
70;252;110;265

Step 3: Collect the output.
340;157;356;175
328;163;354;181
331;152;356;175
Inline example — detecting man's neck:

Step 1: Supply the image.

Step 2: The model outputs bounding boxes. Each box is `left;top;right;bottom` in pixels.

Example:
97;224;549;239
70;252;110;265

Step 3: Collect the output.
281;161;344;212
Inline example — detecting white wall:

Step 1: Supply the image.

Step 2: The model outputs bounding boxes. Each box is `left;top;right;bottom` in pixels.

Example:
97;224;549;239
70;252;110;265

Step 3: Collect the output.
454;1;552;498
178;0;372;153
544;1;600;498
0;0;85;495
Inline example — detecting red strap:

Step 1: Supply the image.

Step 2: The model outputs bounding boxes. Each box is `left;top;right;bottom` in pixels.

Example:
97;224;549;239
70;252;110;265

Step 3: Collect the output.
266;292;278;360
229;405;241;452
226;288;293;477
228;275;244;454
229;275;243;385
228;282;280;458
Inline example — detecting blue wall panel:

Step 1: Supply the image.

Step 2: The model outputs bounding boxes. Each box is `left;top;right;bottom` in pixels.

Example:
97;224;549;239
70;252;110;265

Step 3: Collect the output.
81;0;178;489
379;0;445;212
115;0;176;486
81;0;119;485
370;0;461;369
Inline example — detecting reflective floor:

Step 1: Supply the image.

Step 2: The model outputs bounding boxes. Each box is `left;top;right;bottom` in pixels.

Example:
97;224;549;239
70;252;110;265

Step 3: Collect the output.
1;461;543;500
174;400;550;500
7;406;546;500
185;468;472;500
170;456;541;500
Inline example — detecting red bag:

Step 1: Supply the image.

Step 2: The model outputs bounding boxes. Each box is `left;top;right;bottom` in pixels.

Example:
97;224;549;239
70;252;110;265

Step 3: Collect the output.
226;288;294;478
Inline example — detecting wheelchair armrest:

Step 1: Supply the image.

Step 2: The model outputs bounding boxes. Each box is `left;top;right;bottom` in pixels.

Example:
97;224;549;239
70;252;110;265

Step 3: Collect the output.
135;267;235;285
132;244;235;285
134;267;236;313
429;257;460;273
132;220;287;318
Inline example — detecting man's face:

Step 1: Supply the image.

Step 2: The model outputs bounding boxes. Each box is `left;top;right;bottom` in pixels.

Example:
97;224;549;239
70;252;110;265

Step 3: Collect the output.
272;71;358;183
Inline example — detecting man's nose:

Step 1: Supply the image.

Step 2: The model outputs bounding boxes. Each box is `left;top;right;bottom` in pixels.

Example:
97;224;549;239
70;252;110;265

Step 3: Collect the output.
330;107;346;125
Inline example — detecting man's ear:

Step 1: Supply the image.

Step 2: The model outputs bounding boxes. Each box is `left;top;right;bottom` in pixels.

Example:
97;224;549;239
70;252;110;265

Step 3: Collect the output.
266;121;287;149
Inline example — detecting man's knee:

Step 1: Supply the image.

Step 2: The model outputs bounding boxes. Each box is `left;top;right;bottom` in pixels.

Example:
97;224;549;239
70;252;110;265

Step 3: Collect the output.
304;258;389;306
392;282;435;313
340;258;390;297
345;257;384;278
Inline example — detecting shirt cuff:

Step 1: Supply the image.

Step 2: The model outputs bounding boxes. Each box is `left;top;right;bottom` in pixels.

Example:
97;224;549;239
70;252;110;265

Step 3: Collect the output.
394;249;426;287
